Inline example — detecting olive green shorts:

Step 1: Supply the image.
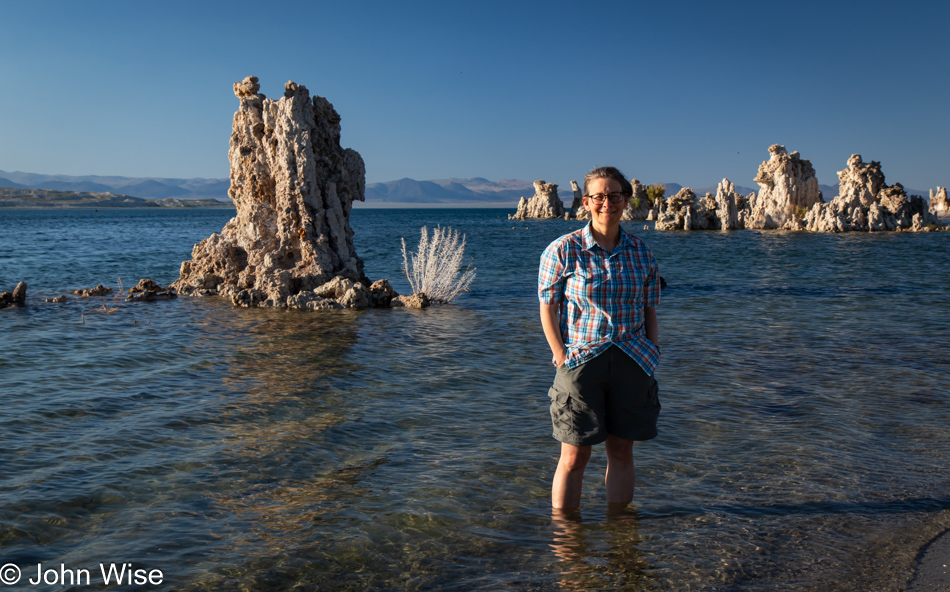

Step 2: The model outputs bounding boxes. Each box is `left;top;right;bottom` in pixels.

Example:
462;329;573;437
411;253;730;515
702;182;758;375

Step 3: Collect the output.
548;345;660;446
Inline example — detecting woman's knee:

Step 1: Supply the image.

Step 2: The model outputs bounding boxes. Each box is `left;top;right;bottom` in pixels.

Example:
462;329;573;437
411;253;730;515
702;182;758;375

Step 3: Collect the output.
605;436;634;463
558;444;592;471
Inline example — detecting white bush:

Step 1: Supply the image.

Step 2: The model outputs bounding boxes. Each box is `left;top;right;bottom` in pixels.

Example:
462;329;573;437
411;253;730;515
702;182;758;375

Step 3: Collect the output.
400;226;476;303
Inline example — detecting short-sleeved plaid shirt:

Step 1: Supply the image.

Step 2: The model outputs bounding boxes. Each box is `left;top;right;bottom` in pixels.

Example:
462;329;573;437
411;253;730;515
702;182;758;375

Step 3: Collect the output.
539;223;661;374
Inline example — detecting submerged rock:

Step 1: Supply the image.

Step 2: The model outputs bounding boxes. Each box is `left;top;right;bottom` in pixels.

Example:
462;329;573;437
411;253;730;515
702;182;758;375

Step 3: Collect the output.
173;76;392;309
73;284;113;297
391;293;431;309
0;282;27;309
509;180;566;220
126;278;177;302
368;279;396;308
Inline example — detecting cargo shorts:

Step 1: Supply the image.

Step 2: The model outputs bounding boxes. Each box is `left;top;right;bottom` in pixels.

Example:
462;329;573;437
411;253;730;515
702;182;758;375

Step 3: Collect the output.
548;345;660;446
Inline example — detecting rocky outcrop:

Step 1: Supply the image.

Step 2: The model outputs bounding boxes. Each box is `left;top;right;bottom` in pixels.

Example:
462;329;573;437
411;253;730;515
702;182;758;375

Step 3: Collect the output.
391;292;431;309
655;188;696;230
748;145;823;229
569;180;589;221
509;180;565;220
621;179;652;221
714;179;740;230
0;282;27;309
654;180;747;231
931;187;949;216
126;279;177;302
804;155;941;232
73;285;113;297
172;76;378;308
281;277;397;311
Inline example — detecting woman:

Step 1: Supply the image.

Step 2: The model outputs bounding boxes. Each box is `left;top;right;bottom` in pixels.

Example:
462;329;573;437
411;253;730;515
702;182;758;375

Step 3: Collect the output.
538;166;661;512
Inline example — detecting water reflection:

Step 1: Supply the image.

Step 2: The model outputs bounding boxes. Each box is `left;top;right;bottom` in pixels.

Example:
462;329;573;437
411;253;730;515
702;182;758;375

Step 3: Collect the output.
550;508;651;591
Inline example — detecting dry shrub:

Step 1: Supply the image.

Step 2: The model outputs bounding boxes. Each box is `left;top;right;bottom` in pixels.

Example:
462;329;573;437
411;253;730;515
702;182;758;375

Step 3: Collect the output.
400;226;476;303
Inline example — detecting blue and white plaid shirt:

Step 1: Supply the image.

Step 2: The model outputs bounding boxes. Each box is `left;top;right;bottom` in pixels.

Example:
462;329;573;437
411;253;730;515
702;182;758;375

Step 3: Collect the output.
539;223;661;373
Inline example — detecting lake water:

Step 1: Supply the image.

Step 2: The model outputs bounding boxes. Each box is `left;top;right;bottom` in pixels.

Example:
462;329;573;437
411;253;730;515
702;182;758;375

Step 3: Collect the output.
1;208;949;591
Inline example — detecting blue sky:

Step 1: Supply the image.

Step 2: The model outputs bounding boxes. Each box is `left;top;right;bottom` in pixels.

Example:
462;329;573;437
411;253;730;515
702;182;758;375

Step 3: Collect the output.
1;0;947;190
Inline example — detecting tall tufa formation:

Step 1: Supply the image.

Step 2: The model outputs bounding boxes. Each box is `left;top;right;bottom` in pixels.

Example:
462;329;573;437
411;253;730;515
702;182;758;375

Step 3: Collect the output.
804;155;940;232
749;144;823;229
509;180;566;220
173;76;380;307
930;187;949;216
570;180;588;221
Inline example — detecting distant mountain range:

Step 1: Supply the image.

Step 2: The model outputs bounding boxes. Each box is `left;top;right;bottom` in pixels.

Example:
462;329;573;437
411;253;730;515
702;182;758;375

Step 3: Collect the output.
0;170;230;201
365;177;536;204
0;170;932;206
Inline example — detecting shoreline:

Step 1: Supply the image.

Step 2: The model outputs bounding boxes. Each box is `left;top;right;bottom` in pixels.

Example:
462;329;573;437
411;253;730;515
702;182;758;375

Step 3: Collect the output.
909;528;950;591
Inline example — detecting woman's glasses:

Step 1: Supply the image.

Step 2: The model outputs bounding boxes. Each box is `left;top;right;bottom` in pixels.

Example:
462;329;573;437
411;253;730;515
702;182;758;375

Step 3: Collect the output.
585;192;627;204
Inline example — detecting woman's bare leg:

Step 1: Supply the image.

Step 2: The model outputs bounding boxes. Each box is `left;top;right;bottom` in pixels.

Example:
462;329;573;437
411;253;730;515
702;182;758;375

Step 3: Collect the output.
552;443;591;510
605;435;635;506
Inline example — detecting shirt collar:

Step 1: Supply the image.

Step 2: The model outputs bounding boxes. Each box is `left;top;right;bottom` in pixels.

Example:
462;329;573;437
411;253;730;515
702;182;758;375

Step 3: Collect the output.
581;223;633;253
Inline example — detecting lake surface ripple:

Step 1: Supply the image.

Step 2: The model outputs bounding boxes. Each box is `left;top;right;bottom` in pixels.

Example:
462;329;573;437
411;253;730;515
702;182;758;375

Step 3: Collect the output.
1;208;949;591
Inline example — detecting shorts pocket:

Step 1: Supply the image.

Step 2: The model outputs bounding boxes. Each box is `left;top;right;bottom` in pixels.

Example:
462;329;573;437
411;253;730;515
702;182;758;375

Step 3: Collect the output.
639;378;661;439
647;378;660;421
549;386;574;436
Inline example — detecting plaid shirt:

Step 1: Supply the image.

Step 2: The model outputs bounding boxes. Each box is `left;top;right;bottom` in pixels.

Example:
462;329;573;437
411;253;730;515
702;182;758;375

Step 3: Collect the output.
539;224;661;374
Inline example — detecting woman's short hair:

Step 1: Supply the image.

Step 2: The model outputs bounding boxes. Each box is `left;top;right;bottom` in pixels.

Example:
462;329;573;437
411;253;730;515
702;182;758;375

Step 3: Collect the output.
583;166;633;197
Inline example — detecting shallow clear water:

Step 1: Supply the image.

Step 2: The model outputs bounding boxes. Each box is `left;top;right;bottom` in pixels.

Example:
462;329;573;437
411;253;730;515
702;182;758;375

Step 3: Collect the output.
1;208;949;591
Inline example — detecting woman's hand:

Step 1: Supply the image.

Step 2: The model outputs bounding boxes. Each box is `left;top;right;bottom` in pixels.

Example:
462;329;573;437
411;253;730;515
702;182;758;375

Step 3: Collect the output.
541;303;568;368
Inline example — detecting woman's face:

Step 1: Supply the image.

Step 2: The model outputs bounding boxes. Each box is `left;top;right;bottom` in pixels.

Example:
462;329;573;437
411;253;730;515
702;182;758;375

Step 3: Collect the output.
583;177;627;228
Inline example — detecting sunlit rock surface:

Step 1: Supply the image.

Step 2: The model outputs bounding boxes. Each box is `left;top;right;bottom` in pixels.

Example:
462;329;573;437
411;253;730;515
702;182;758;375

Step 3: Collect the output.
621;179;652;221
652;145;944;233
931;187;949;216
804;155;941;232
509;180;566;220
748;145;824;230
569;180;589;221
173;76;393;308
654;180;745;231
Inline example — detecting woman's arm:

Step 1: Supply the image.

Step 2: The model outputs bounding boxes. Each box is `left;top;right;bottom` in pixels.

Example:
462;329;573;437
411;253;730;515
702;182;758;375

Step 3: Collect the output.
644;305;658;346
540;302;567;367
